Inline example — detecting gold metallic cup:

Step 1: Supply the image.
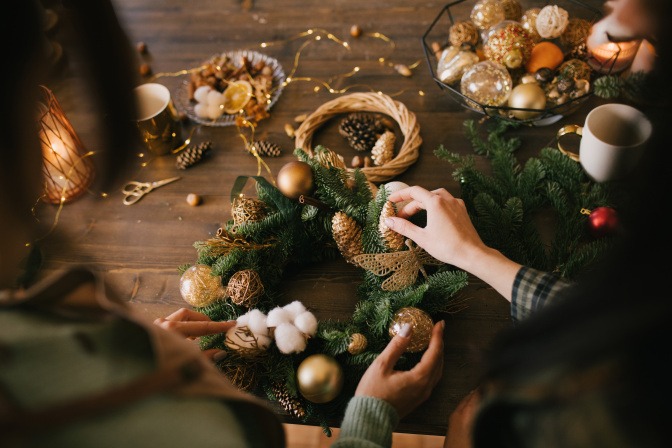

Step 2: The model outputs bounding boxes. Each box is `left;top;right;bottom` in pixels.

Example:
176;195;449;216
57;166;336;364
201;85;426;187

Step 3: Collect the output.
133;83;183;155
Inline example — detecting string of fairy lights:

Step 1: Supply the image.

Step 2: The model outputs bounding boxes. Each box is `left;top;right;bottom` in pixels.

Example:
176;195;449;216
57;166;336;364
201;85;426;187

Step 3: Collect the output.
30;27;422;246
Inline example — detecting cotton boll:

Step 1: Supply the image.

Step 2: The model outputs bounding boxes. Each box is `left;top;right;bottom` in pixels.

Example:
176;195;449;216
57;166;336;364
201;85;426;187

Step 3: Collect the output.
194;103;209;118
194;85;212;104
274;323;307;354
247;309;269;336
256;334;273;350
207;90;226;107
236;311;251;327
283;301;307;320
207;102;223;120
294;311;318;336
267;306;292;327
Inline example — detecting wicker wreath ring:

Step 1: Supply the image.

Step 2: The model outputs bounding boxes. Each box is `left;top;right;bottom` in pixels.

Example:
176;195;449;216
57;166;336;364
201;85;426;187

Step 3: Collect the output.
294;92;422;183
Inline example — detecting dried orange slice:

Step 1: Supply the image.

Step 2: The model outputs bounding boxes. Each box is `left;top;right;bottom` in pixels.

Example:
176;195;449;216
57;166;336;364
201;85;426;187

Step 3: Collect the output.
223;80;253;114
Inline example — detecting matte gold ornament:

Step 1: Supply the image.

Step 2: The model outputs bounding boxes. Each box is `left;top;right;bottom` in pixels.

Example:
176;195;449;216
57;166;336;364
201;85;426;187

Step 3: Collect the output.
296;354;344;403
388;307;434;353
353;239;444;291
276;161;314;199
379;201;405;251
507;83;546;120
347;333;368;355
332;211;364;264
179;264;227;307
231;196;267;232
226;269;264;308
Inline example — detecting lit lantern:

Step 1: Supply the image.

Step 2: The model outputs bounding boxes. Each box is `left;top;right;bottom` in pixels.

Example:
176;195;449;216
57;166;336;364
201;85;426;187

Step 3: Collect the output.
37;85;94;204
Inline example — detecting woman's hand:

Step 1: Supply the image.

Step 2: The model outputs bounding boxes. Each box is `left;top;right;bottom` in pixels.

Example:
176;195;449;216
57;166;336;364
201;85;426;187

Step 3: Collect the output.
154;308;234;361
444;389;481;448
354;320;445;419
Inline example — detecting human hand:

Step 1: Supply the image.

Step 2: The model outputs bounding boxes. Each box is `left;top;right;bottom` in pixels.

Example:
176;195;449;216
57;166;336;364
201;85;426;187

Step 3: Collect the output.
354;320;445;419
154;308;235;361
385;186;487;271
444;389;481;448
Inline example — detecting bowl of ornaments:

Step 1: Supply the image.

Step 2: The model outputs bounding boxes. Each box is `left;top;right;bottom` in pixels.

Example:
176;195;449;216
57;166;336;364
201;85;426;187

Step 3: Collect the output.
422;0;607;126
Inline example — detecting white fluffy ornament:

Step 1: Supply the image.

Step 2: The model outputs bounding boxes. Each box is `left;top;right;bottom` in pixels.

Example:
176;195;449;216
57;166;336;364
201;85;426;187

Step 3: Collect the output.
193;85;212;104
266;306;292;327
283;301;307;320
246;309;269;336
294;311;318;336
274;322;307;354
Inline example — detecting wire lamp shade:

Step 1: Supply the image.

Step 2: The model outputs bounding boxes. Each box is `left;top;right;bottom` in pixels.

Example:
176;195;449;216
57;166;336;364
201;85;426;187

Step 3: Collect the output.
37;85;94;204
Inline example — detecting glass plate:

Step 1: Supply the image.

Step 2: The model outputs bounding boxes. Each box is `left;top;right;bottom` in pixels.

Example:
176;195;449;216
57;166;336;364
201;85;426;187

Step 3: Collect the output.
174;50;286;127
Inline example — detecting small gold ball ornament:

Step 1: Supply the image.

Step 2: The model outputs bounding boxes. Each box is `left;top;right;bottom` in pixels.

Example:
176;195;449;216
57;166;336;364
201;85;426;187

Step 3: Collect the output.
179;264;227;307
507;83;546;120
347;333;368;355
388;307;434;353
296;354;344;403
276;161;314;200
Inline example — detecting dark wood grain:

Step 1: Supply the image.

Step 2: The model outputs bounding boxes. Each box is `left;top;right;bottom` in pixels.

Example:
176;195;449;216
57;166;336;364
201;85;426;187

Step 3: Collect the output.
36;0;604;436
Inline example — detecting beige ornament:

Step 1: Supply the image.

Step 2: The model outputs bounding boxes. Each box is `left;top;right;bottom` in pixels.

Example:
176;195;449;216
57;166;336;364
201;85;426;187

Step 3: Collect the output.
231;196;267;232
347;333;368;355
179;264;227;307
388;307;434;353
224;325;270;357
536;5;569;39
371;130;396;166
296;354;344;403
379;201;405;251
226;269;265;308
353;239;444;291
332;211;364;264
448;20;479;48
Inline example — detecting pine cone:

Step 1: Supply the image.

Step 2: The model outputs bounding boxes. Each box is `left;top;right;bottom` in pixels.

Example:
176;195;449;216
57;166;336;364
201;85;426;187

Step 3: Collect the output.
271;382;306;419
371;130;396;166
176;141;212;169
251;140;282;157
379;201;405;251
338;113;386;152
332;211;363;263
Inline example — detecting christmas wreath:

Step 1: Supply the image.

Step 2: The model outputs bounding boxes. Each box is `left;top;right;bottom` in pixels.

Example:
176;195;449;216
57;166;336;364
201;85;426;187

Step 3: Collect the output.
178;118;622;434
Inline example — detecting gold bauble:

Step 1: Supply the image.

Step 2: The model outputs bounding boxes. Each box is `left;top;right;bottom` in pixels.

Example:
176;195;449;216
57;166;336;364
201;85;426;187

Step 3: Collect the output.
388;307;434;353
347;333;368;355
296;354;344;403
179;264;227;307
276;161;314;200
507;83;546;120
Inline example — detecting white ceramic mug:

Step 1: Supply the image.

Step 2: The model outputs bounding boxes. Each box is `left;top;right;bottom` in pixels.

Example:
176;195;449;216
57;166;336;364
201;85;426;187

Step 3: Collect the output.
133;83;183;155
557;103;652;182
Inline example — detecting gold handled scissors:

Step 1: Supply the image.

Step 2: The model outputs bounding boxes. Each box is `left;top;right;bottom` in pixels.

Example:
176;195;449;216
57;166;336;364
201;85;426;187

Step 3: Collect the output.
121;176;181;205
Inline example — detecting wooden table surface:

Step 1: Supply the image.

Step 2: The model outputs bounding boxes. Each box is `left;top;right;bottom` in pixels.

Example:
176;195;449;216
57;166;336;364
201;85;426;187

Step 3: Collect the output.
38;0;605;436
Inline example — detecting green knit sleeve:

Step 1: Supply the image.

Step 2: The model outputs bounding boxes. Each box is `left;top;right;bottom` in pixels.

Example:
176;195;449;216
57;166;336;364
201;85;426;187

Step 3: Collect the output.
330;396;399;448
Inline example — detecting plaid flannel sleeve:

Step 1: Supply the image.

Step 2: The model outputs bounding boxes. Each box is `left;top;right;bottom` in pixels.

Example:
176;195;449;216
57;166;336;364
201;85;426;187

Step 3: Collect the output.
511;266;573;322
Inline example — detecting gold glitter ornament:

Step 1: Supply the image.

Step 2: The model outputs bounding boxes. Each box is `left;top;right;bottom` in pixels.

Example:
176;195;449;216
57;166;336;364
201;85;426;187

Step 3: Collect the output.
276;161;314;200
226;269;265;308
231;196;267;232
470;0;506;31
296;354;344;403
483;21;534;70
448;20;479;48
388;307;434;353
179;264;227;307
460;61;513;108
347;333;368;355
521;8;542;43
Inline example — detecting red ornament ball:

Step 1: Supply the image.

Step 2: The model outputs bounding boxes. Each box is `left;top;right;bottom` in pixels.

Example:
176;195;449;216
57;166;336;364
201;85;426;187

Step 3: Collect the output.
588;206;619;238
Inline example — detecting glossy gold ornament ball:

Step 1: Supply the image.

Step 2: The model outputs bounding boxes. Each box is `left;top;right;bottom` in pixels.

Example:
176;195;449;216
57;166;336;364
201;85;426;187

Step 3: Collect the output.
507;83;546;120
388;307;434;353
276;161;314;199
296;354;344;403
179;264;227;307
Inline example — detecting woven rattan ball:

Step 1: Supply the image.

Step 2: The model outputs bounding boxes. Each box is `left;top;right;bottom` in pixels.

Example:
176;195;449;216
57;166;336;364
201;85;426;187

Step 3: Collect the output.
294;92;421;183
226;269;264;308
